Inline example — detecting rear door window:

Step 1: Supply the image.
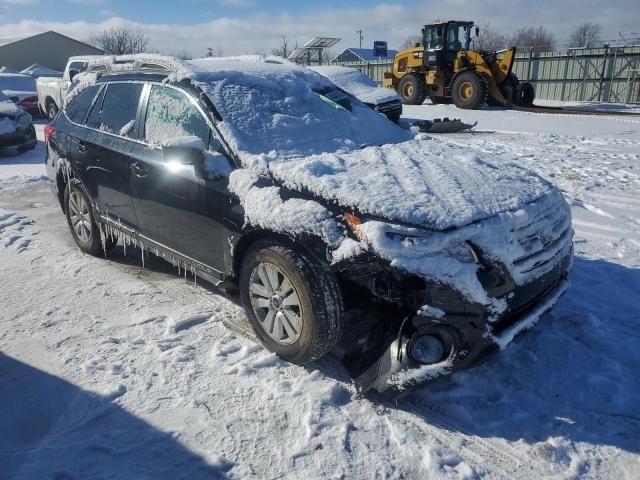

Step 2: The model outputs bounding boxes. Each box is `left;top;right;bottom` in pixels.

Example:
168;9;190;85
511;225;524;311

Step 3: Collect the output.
85;83;143;138
144;85;210;146
65;85;100;124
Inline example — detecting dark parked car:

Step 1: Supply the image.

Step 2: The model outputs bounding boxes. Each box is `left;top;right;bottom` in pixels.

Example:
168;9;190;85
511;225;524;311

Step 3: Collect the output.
0;91;36;154
311;66;403;123
46;55;572;393
0;73;39;117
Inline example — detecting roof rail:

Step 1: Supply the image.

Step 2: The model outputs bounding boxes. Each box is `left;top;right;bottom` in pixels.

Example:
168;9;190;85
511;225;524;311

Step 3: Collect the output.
85;54;183;75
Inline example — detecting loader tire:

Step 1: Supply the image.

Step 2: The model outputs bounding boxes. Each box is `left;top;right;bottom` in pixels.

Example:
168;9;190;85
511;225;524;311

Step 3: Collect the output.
398;74;427;105
451;71;488;110
516;82;535;106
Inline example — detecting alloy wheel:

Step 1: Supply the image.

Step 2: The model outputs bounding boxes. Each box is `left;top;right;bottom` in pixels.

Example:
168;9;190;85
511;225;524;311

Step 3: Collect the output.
248;262;303;345
68;190;92;243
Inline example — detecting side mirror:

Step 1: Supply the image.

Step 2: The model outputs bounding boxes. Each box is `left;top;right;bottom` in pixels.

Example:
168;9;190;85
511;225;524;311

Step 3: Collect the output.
162;136;206;177
68;69;79;82
475;27;480;37
162;136;231;180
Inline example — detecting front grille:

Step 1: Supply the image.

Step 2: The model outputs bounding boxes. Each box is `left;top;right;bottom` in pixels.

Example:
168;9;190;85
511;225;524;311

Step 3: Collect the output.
510;202;573;282
376;100;402;115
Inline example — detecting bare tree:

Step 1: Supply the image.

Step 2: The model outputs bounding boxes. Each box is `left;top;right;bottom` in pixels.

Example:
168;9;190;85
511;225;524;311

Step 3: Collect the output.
173;50;193;60
90;27;149;55
569;22;602;48
401;34;422;50
271;35;292;59
474;23;508;51
509;26;555;55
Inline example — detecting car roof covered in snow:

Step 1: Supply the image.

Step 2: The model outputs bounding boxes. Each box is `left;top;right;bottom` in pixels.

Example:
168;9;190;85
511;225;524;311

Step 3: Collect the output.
81;54;411;158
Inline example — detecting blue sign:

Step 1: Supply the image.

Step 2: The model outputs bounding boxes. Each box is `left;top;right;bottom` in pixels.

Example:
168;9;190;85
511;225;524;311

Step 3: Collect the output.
374;41;388;58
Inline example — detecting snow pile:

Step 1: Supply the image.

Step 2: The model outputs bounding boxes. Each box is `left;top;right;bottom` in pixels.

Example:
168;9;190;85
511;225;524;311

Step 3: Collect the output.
310;65;400;105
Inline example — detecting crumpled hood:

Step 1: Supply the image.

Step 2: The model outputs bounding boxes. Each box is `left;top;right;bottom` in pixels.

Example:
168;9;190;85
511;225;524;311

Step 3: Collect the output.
266;137;556;231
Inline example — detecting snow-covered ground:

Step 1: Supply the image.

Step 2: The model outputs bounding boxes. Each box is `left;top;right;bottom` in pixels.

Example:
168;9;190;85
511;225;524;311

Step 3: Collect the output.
1;110;639;479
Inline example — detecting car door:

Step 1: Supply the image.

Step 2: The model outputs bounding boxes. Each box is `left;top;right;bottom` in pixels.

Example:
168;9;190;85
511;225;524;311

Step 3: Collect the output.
79;82;144;229
129;83;235;273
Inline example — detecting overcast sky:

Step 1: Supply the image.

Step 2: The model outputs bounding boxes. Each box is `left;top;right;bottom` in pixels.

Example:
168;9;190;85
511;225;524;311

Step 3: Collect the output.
0;0;638;57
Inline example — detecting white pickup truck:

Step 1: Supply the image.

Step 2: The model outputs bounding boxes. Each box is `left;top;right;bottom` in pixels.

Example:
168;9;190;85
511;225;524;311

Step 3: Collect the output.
36;56;102;120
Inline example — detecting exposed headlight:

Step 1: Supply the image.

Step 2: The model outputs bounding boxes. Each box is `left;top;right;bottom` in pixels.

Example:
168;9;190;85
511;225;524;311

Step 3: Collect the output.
409;334;446;364
385;229;478;264
443;241;479;264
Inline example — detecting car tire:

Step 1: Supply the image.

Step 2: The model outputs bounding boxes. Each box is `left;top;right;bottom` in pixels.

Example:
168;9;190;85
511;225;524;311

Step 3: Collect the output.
64;179;107;256
387;112;401;124
239;239;343;364
46;101;59;121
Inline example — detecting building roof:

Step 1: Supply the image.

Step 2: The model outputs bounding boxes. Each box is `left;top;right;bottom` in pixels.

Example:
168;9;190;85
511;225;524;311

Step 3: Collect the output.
332;48;398;62
0;31;101;52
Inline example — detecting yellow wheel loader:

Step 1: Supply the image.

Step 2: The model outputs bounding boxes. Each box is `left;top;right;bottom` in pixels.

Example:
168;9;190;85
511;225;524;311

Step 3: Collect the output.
383;21;535;109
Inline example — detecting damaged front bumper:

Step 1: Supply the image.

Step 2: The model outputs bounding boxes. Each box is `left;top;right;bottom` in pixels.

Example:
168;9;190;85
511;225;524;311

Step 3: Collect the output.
354;274;570;394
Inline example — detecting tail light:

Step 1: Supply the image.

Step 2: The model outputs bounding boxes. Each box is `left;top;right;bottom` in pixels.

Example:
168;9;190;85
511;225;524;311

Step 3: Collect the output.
44;124;54;144
19;96;38;106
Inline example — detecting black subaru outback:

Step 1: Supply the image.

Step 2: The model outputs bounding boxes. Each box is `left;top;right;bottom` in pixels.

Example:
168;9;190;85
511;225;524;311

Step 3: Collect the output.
45;55;572;392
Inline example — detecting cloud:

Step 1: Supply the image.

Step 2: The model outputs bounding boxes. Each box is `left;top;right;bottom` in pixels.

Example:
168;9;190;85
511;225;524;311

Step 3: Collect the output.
0;1;637;57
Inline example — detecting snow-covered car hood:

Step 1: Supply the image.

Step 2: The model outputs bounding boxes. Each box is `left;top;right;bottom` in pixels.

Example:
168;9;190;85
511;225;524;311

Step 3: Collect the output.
310;66;400;106
267;136;556;231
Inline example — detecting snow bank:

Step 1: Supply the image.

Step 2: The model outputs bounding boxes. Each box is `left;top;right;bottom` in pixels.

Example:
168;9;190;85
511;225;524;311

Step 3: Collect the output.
310;65;400;105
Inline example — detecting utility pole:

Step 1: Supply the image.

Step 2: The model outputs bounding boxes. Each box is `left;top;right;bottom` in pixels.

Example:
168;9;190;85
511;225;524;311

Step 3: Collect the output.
356;29;364;49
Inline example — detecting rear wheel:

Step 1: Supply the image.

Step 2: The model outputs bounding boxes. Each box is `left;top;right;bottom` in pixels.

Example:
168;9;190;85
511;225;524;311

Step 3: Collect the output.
46;101;58;121
64;179;106;256
397;74;427;105
515;82;535;106
451;71;488;110
239;240;343;364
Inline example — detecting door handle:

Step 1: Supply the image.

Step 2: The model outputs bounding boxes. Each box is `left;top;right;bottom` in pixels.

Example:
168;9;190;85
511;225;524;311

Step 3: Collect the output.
130;162;149;177
77;142;88;153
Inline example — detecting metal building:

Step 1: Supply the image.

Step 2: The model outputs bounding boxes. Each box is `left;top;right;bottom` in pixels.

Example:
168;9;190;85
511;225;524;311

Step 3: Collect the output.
0;31;103;72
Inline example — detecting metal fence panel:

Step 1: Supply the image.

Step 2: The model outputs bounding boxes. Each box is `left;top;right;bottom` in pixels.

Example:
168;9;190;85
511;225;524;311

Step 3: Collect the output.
331;46;640;103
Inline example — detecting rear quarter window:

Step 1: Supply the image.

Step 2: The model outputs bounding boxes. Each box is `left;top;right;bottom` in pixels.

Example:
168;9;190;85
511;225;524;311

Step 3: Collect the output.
64;85;100;124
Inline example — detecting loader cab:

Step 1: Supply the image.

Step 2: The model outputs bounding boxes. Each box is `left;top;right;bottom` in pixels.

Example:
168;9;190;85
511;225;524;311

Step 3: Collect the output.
422;21;473;67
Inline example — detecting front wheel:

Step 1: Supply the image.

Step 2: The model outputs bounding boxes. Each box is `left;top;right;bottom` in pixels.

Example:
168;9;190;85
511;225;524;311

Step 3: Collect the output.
451;71;488;110
239;240;343;364
397;74;427;105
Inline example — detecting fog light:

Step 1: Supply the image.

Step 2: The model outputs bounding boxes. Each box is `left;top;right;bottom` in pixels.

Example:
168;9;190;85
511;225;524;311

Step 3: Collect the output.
409;334;445;364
